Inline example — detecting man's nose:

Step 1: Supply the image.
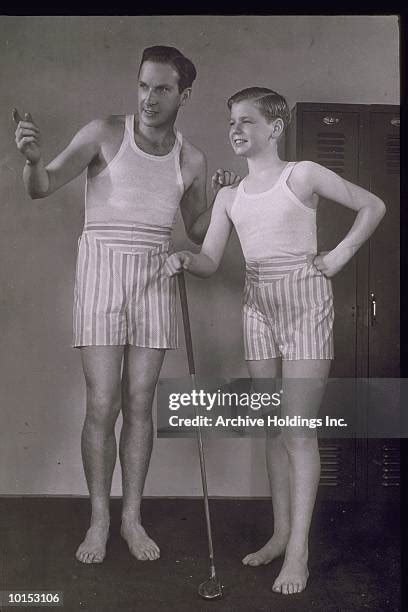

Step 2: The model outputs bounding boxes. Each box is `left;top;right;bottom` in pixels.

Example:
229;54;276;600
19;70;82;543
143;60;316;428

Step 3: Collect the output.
145;89;158;105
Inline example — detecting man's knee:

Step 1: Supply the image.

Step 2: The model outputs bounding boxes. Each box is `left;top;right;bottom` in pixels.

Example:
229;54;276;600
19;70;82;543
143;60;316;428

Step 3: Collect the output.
122;386;155;422
85;384;121;428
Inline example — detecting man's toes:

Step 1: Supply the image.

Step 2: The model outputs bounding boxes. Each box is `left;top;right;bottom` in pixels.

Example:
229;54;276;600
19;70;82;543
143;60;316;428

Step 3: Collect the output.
249;557;262;567
137;550;148;561
288;583;294;595
272;582;281;593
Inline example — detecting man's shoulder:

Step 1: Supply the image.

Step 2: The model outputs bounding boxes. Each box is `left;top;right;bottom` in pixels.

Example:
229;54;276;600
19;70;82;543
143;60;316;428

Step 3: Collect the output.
180;136;206;169
81;115;125;142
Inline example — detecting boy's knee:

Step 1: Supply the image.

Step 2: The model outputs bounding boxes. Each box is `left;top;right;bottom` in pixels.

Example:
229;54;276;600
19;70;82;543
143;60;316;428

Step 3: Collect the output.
281;432;317;454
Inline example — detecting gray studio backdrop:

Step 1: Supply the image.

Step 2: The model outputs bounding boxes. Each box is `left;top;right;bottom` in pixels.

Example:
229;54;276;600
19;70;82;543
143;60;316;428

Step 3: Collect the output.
0;16;399;496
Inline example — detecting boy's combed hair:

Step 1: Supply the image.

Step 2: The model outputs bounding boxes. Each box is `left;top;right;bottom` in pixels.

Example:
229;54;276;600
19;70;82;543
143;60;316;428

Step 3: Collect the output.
227;87;291;128
140;45;197;92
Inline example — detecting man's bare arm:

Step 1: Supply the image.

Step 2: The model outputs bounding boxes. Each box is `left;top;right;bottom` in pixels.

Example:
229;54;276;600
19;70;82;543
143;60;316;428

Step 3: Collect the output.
179;146;240;244
14;108;101;199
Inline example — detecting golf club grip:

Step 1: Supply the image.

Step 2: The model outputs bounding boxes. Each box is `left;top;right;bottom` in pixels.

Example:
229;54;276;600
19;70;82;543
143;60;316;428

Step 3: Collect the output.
177;272;196;375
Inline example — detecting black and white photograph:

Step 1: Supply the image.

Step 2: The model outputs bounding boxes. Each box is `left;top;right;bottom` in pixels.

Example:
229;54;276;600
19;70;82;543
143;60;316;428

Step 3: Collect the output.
0;14;401;611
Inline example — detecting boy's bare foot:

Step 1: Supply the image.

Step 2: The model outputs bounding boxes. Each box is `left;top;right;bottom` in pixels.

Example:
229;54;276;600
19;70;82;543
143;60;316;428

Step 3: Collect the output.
76;523;109;564
242;534;288;566
272;556;309;594
121;520;160;561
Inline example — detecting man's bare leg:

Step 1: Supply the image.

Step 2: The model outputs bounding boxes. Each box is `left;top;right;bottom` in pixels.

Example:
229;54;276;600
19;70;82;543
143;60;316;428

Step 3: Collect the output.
119;346;165;561
242;358;291;567
272;359;331;595
76;346;124;564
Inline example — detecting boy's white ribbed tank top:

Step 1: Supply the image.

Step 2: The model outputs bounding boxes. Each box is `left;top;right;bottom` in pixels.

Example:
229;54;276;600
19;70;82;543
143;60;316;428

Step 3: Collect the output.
229;161;317;260
85;114;184;227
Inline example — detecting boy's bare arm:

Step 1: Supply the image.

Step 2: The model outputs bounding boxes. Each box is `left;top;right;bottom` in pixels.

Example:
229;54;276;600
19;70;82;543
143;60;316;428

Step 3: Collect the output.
298;161;386;276
165;187;234;277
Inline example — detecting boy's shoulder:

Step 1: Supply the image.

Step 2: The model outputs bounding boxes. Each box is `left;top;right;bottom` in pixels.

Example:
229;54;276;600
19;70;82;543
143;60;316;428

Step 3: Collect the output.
215;184;239;215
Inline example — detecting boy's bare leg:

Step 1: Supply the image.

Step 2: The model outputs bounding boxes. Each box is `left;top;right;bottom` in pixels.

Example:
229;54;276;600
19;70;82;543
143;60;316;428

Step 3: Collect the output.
242;358;292;566
120;346;165;561
272;359;331;595
76;346;124;563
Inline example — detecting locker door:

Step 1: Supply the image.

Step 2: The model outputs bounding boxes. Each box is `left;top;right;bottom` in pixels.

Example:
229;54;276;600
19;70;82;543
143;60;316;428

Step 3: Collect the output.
368;108;400;376
286;105;368;500
367;107;400;500
297;108;363;378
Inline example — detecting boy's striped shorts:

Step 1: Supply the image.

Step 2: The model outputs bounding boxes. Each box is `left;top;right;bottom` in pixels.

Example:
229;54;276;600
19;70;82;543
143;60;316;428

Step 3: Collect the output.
72;221;178;349
243;256;334;361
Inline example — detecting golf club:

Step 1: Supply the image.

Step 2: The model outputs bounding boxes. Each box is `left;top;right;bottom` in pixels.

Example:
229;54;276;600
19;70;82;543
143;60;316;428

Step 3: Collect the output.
177;271;223;601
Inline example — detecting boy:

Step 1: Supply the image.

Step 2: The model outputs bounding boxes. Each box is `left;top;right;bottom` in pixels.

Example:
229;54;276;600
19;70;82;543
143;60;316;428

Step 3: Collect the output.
165;87;385;594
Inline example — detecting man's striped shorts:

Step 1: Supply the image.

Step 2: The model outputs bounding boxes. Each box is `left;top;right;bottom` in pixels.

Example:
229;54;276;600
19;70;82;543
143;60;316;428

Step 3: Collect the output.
72;221;178;349
243;256;334;361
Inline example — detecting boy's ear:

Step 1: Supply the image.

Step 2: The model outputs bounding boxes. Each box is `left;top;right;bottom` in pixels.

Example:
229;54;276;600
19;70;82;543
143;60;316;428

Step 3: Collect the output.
179;88;192;106
272;118;284;138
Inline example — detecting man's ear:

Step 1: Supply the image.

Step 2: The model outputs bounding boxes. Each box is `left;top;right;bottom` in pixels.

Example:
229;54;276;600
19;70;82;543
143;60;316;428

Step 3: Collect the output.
179;88;192;106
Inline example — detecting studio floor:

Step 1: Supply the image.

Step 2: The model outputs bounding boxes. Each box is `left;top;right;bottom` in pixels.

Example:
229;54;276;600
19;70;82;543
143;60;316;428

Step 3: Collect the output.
1;497;400;612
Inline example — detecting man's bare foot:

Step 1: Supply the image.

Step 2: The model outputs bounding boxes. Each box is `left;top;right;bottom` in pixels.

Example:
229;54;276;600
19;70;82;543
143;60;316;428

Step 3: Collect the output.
242;534;288;566
121;521;160;561
272;556;309;594
76;523;109;564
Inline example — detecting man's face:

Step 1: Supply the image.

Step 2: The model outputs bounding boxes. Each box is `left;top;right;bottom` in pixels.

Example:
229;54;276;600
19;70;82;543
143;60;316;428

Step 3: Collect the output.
229;100;275;157
138;61;188;128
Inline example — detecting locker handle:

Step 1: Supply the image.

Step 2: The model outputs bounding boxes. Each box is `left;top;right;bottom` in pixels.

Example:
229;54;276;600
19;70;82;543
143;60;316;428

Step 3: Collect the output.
323;116;341;126
370;292;377;326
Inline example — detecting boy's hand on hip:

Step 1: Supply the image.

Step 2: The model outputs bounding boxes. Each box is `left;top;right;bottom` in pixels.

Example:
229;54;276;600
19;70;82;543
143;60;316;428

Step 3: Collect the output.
211;168;241;194
313;247;351;277
164;252;192;277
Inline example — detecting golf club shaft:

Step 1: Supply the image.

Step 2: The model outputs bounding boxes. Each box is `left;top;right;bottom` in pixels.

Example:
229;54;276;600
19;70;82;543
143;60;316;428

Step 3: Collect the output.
177;272;216;564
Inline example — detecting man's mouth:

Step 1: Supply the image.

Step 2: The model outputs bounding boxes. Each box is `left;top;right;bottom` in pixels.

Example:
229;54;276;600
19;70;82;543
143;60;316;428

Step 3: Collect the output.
143;108;158;116
233;138;247;145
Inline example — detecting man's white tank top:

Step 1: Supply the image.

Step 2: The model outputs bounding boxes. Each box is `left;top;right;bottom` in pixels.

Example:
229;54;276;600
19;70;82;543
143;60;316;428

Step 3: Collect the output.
85;115;184;227
229;162;317;260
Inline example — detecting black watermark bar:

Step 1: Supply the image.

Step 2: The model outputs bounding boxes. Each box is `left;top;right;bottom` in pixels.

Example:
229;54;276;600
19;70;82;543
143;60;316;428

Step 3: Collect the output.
156;378;404;438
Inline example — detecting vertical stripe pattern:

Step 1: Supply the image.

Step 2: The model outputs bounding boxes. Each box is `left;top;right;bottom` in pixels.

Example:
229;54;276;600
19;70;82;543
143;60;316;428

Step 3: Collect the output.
243;256;334;360
72;222;178;349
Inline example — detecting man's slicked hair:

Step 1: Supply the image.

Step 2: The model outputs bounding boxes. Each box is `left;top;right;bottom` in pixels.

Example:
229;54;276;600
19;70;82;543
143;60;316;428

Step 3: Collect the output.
140;45;197;92
227;87;291;128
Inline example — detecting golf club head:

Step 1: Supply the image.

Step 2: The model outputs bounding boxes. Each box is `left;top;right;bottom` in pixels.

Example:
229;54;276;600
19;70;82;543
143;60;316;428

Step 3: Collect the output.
198;575;223;600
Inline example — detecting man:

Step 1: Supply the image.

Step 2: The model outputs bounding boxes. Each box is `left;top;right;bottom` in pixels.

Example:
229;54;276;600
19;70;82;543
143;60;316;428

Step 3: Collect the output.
14;45;238;564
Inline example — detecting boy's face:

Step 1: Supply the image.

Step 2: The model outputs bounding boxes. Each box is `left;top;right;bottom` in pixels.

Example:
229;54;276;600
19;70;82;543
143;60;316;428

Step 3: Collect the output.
138;61;190;128
229;100;275;157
